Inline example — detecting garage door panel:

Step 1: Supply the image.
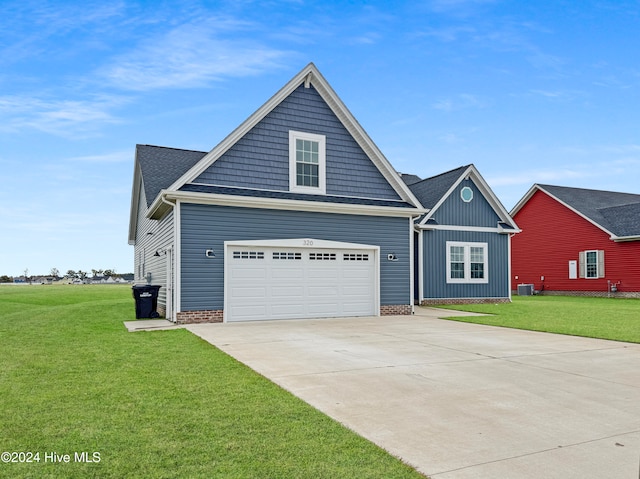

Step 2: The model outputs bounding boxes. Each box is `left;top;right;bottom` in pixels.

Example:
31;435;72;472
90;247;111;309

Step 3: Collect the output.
308;302;340;315
307;268;340;282
343;268;371;279
230;286;267;299
343;302;374;314
271;286;304;297
342;285;371;296
308;285;340;297
271;304;307;315
231;268;267;280
271;268;304;279
231;304;268;318
227;245;377;322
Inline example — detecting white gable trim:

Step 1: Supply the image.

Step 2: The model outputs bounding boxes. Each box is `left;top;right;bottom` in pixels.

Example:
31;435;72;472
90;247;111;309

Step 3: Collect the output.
513;185;618;240
128;160;143;244
164;63;422;209
418;165;519;230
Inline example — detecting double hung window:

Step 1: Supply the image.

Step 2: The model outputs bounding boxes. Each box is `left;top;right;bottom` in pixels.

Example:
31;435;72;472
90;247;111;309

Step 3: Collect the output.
446;242;488;283
579;250;604;279
289;131;326;194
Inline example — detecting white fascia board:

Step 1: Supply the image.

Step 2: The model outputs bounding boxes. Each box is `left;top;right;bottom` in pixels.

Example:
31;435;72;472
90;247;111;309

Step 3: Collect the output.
163;63;423;210
225;238;379;250
418;224;521;234
535;185;617;239
149;190;425;219
420;165;519;230
510;184;539;217
418;166;470;225
128;161;142;245
308;67;423;209
613;235;640;242
165;65;317;193
465;165;520;230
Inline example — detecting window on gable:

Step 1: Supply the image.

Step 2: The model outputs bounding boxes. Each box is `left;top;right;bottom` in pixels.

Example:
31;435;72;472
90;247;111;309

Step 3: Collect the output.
289;131;326;194
446;242;488;284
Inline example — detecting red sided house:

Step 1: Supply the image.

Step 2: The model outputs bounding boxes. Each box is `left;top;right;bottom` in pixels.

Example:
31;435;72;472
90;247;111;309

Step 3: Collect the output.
510;184;640;297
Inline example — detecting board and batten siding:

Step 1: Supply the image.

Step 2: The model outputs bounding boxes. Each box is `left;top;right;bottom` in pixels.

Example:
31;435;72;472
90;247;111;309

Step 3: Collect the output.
193;84;401;201
133;183;175;312
422;229;510;300
179;203;410;312
431;179;502;228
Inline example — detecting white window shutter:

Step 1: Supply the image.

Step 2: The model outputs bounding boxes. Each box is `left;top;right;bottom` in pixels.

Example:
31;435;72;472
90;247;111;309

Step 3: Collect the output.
598;250;605;278
578;251;585;278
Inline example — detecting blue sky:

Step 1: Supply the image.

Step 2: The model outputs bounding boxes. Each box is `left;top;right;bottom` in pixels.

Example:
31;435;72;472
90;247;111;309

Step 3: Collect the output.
1;0;639;277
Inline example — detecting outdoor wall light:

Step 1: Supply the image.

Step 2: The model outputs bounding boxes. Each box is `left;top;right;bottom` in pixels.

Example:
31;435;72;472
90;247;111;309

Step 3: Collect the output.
387;253;398;262
205;249;216;258
154;249;168;257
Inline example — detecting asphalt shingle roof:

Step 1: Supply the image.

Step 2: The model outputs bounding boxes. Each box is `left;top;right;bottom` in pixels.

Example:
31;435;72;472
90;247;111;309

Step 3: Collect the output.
406;165;470;209
540;184;640;237
137;144;207;207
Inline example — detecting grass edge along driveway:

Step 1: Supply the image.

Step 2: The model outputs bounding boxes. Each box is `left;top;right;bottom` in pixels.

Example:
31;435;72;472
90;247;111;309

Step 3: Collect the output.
0;285;426;479
436;295;640;344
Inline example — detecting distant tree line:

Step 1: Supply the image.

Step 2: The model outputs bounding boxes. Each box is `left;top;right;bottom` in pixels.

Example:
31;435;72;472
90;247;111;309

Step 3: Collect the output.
0;268;131;283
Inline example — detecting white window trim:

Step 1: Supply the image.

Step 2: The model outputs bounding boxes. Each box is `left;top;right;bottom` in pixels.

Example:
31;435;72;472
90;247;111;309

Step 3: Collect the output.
289;130;326;194
580;250;604;279
446;241;489;284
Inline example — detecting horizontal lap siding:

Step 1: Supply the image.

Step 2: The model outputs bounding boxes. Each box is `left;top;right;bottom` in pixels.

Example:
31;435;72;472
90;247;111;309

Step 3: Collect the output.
133;185;174;309
180;203;410;311
422;230;509;299
194;84;400;201
512;190;640;292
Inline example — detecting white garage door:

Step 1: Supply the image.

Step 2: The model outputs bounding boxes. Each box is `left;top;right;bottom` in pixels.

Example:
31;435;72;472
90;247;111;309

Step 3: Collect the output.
225;240;377;322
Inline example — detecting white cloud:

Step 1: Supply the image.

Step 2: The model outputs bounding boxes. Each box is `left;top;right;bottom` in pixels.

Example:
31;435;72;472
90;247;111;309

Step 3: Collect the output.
432;93;488;112
487;168;589;187
66;151;131;163
102;22;289;91
0;94;127;136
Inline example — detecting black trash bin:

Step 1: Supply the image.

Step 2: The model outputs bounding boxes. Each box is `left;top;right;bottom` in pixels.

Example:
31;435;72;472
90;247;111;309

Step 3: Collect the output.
132;285;161;319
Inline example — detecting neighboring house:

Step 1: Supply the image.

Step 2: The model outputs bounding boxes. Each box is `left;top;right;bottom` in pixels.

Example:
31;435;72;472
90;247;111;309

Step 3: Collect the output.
129;63;425;323
403;165;520;304
510;184;640;297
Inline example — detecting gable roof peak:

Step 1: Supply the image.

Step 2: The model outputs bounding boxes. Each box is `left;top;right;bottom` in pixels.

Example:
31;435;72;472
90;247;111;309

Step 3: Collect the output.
154;62;422;210
512;183;640;240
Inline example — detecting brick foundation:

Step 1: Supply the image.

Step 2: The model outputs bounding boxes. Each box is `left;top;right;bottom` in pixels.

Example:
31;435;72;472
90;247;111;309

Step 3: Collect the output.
380;304;412;315
420;298;511;306
528;290;640;299
174;305;416;322
176;310;223;324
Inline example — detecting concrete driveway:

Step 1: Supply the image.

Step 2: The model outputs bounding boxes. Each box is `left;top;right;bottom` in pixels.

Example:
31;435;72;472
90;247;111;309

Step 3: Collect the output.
186;308;640;478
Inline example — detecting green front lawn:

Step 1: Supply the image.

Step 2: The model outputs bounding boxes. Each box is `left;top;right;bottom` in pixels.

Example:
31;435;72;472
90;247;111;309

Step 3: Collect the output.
437;295;640;343
0;285;425;478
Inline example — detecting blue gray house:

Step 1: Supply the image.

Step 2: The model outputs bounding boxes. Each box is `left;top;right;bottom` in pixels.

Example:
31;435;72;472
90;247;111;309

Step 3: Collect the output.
403;165;520;305
129;63;425;323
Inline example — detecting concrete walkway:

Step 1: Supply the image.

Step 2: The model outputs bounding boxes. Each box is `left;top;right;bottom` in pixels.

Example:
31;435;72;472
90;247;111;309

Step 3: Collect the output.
185;309;640;478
